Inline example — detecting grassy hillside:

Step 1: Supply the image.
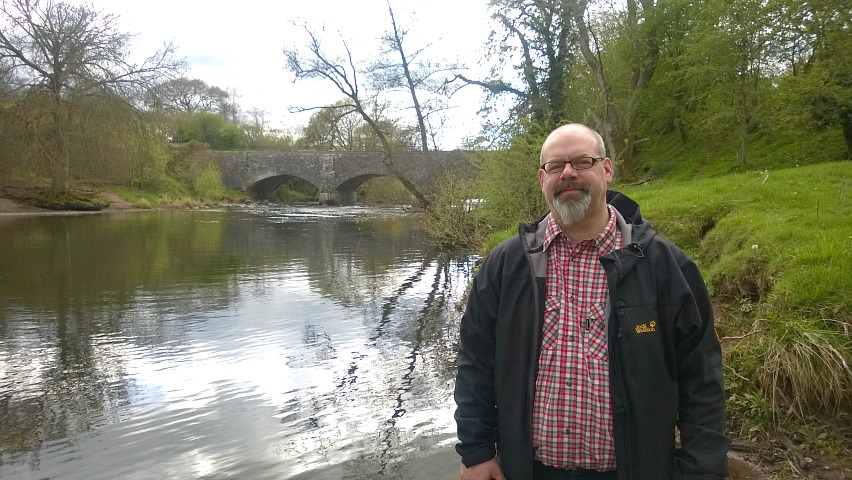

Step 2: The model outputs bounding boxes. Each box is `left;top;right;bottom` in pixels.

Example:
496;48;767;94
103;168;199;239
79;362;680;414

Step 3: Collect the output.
620;162;849;323
634;127;848;181
622;162;850;471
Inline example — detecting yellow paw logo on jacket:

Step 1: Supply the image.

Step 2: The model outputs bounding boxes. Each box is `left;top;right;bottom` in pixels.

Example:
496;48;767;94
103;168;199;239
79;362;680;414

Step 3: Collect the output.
635;320;657;334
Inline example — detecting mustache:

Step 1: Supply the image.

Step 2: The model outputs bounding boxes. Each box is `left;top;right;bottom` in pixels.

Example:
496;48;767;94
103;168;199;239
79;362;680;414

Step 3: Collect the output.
554;181;591;194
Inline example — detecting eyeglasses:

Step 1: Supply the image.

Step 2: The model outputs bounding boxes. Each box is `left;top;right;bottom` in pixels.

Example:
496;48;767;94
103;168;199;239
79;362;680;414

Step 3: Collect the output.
539;157;603;174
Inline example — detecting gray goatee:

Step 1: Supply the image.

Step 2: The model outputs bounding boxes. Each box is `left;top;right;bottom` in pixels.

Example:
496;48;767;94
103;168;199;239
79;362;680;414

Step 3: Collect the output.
552;190;592;226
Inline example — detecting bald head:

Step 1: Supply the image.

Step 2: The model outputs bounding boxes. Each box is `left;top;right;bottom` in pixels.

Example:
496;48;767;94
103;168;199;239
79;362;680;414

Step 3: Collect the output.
540;123;606;164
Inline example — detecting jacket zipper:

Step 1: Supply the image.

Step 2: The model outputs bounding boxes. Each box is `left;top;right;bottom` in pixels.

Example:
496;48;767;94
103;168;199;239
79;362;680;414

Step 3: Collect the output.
612;307;632;480
522;229;543;479
607;247;636;480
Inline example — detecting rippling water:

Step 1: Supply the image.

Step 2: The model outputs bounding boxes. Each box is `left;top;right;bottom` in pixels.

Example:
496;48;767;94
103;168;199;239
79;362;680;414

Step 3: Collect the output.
0;206;475;479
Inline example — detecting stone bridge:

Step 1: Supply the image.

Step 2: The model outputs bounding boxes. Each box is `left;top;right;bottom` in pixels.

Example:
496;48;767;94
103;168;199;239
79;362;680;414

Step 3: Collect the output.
213;149;473;204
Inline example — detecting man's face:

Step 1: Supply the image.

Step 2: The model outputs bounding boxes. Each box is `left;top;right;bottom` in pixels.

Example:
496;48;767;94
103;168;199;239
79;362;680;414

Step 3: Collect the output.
538;127;613;227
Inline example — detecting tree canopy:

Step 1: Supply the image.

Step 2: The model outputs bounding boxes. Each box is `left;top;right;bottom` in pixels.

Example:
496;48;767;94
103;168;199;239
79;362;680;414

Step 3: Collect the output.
0;0;182;191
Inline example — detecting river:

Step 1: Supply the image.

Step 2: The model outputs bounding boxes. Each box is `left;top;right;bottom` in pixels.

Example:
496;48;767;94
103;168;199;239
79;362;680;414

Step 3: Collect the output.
0;206;475;479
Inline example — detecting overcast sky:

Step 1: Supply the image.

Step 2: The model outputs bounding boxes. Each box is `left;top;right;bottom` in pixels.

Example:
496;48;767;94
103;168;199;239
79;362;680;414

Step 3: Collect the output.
81;0;497;149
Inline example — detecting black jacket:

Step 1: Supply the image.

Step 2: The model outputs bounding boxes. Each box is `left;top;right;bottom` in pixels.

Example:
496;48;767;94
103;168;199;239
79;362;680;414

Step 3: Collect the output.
454;191;730;479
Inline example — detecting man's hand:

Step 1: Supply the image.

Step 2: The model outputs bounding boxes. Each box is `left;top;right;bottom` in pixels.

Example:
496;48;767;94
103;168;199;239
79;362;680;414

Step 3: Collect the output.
460;459;505;480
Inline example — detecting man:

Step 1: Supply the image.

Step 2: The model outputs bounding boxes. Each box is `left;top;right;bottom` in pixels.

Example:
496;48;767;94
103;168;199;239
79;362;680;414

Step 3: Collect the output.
454;123;730;480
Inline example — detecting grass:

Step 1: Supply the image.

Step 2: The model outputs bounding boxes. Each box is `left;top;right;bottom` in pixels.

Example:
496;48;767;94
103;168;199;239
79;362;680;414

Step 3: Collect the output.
619;162;851;322
26;189;111;211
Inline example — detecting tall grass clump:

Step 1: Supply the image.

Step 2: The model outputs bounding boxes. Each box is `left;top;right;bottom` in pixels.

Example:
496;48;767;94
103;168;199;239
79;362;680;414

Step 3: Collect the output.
756;315;851;416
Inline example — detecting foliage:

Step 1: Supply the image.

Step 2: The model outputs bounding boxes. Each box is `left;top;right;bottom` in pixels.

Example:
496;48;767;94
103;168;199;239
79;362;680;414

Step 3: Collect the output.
192;167;227;202
471;136;547;231
0;0;182;192
272;178;317;203
145;77;230;115
451;0;578;144
421;173;490;249
468;0;852;171
170;111;246;149
356;176;413;204
299;101;363;149
25;188;110;211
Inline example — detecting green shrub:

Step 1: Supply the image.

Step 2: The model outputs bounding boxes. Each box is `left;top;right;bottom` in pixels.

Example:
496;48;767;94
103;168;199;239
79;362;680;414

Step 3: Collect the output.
422;173;490;250
192;167;226;201
27;189;110;211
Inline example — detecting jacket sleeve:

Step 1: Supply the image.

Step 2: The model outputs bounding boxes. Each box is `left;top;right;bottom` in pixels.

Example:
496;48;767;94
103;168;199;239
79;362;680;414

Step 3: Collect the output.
671;252;731;479
454;250;502;468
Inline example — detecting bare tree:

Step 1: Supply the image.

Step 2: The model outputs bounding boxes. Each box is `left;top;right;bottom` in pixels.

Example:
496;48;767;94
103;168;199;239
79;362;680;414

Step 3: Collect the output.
284;24;429;207
0;0;183;192
244;107;268;147
368;1;455;153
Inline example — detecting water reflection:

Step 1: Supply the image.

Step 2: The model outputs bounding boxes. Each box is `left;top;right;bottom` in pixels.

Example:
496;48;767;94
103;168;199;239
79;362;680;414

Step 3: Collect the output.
0;207;473;479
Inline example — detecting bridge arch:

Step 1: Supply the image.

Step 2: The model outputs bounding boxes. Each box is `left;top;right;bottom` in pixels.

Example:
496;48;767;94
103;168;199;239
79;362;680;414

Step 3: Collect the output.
247;174;319;200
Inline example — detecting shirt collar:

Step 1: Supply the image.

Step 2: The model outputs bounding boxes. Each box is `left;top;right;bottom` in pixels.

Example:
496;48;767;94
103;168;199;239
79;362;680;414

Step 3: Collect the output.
543;205;620;254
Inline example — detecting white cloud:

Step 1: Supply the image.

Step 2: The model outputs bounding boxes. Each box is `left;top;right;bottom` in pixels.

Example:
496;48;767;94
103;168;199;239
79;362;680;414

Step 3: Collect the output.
82;0;496;148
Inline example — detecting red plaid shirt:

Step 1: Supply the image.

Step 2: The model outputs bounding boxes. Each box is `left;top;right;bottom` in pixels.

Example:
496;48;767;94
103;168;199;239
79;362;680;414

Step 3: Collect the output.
532;207;622;471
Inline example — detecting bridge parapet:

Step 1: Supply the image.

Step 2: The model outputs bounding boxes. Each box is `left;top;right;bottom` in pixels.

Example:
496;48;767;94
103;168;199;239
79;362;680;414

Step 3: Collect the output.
213;150;473;204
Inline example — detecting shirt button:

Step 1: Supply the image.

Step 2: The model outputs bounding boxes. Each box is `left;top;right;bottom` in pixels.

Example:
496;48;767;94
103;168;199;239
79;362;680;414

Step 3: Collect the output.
568;335;575;342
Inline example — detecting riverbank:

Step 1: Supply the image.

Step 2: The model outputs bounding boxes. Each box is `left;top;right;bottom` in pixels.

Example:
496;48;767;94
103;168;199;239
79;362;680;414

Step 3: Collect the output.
0;181;186;215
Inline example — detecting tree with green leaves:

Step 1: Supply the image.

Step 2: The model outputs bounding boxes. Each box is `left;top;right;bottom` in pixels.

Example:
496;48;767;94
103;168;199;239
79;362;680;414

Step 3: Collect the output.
145;77;230;115
171;111;245;150
774;0;852;159
299;100;364;149
0;0;183;192
451;0;577;143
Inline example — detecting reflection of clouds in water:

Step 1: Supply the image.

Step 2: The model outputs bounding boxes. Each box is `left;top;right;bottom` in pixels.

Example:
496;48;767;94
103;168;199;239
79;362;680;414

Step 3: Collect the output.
274;256;468;476
0;209;474;479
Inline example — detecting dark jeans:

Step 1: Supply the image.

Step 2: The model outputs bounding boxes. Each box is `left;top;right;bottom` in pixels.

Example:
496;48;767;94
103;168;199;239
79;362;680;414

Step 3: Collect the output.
533;460;618;480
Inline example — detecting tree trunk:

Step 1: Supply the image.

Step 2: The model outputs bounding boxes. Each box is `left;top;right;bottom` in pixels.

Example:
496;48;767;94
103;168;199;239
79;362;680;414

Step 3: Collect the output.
363;114;430;208
386;4;430;154
569;0;619;160
739;114;749;166
51;100;71;193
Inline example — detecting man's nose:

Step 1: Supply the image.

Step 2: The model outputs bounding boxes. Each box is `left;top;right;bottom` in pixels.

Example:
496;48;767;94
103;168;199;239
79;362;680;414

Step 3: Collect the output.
558;163;580;177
